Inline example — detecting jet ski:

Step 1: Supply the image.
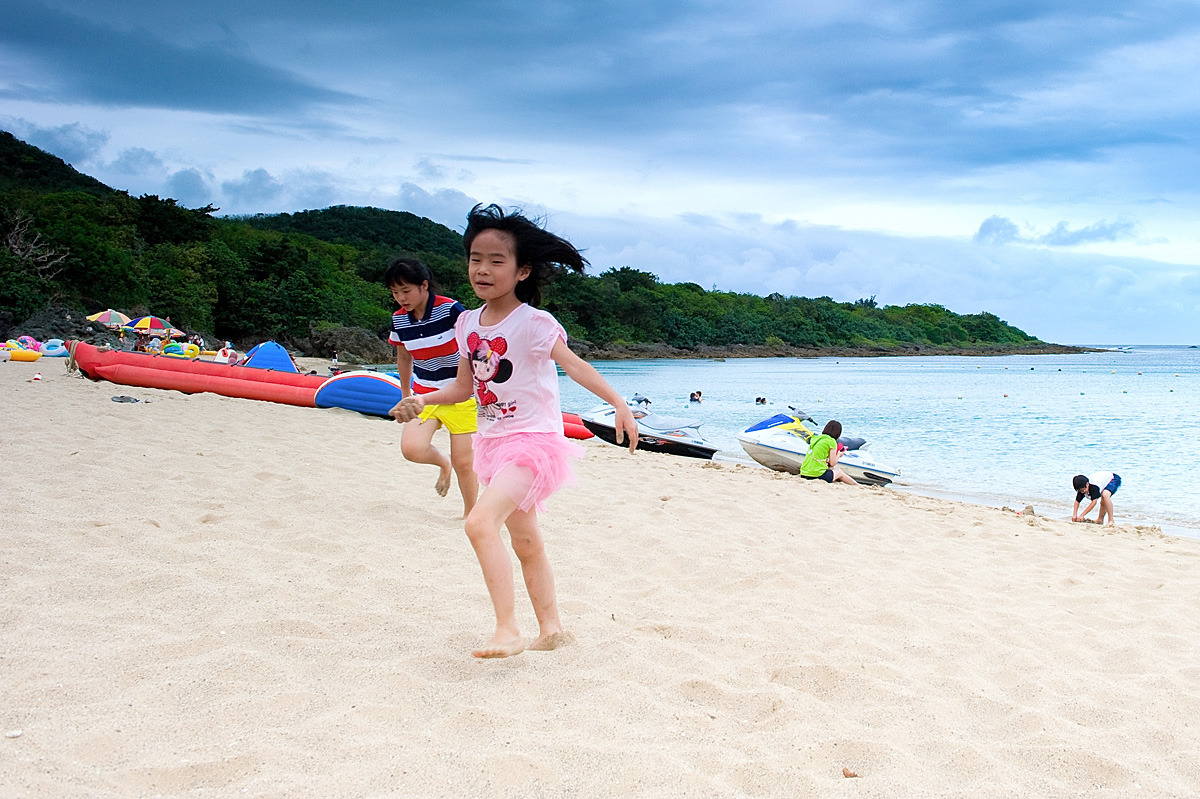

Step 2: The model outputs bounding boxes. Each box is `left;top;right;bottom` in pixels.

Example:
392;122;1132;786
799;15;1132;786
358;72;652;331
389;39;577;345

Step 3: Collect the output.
579;395;720;459
736;408;900;485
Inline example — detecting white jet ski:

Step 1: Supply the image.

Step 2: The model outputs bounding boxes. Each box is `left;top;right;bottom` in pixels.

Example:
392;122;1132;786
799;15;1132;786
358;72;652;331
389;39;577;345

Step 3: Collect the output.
579;395;720;459
736;408;900;485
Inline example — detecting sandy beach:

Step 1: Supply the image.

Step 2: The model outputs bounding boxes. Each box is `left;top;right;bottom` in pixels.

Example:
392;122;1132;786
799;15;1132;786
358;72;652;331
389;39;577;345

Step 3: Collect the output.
3;356;1200;798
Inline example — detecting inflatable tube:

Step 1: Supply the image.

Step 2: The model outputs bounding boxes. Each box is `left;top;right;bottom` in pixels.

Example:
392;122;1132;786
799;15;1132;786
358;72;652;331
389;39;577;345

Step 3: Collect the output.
315;370;407;416
8;349;42;362
41;339;68;357
561;412;594;440
17;335;40;352
316;373;596;437
69;341;327;407
162;342;200;358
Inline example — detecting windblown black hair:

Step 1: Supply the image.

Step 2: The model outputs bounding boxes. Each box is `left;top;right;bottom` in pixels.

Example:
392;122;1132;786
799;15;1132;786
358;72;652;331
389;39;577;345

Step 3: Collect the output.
383;257;439;294
463;203;587;307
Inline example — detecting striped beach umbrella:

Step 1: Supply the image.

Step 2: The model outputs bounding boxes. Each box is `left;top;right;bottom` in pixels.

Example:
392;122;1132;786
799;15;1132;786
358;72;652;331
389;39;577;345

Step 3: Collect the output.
86;309;132;328
123;315;175;337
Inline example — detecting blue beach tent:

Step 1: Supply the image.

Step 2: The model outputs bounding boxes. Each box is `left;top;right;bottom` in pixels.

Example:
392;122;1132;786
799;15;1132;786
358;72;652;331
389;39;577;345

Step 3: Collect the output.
241;341;299;372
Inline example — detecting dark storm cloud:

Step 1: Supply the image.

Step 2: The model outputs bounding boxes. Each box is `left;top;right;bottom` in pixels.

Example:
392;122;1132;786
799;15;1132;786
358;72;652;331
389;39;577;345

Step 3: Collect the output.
8;1;1200;180
352;0;1200;174
0;0;359;114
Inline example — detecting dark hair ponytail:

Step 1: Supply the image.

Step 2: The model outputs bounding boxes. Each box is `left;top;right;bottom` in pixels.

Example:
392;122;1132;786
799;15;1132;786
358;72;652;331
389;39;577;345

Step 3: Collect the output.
383;257;439;294
463;203;587;307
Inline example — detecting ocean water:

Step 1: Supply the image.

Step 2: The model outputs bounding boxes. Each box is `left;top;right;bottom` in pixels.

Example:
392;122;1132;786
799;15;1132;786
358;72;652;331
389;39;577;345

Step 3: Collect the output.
557;346;1200;538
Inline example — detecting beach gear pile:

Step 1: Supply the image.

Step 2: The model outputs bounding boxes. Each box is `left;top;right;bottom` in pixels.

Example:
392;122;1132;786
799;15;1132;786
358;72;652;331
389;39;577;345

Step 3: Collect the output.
3;336;69;361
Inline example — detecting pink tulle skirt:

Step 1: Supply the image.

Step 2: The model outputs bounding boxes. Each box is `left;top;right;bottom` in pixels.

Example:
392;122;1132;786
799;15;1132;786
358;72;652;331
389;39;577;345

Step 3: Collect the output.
473;432;585;513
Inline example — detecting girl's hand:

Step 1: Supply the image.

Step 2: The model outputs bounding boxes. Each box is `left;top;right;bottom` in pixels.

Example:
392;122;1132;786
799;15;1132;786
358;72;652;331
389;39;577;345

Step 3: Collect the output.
612;405;639;453
390;395;426;423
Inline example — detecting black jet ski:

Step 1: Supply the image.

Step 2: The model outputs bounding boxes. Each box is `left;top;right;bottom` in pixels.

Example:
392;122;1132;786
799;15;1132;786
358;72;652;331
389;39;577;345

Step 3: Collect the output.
579;395;719;459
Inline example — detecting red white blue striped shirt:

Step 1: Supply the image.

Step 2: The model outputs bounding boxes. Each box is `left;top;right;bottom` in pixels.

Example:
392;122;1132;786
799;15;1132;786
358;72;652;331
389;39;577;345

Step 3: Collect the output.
389;296;465;394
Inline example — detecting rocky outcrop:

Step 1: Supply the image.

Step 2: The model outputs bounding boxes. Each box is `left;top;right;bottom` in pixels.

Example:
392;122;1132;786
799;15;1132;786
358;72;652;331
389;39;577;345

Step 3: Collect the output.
293;324;392;365
5;304;121;347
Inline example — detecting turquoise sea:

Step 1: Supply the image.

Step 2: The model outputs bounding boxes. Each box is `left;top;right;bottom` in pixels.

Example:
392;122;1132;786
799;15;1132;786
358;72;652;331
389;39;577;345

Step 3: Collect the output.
557;346;1200;539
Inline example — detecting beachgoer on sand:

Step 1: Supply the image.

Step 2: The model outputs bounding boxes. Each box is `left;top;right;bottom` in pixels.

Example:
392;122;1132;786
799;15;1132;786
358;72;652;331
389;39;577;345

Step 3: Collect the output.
385;257;478;517
392;204;638;659
1072;471;1121;525
799;420;859;486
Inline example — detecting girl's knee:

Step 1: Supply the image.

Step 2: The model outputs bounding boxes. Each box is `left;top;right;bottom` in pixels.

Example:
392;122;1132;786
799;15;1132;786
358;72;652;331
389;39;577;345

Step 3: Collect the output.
509;531;545;562
464;511;497;544
451;449;474;473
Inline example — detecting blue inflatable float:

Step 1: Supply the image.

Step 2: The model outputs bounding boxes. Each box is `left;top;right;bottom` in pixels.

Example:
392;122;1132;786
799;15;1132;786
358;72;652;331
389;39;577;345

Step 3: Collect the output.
315;371;407;417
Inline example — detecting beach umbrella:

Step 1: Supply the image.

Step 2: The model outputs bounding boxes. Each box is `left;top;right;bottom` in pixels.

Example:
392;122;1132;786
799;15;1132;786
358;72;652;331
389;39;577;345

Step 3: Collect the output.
86;309;132;328
123;315;175;337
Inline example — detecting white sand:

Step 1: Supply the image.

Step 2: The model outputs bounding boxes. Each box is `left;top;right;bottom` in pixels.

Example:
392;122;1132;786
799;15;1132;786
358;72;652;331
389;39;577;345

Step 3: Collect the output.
4;357;1200;798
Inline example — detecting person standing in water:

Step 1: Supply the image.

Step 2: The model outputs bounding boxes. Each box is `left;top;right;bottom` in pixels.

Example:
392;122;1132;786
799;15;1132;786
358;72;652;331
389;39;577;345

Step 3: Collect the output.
393;204;637;658
386;258;478;517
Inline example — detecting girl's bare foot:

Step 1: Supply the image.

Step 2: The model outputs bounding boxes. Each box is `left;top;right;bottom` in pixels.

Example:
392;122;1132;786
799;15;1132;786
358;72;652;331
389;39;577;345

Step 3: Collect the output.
435;466;452;497
472;634;526;659
529;630;574;651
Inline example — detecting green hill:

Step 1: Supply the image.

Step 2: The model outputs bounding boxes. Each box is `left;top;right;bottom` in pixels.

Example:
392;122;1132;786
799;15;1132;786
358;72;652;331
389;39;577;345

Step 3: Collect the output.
0;131;114;196
240;205;464;261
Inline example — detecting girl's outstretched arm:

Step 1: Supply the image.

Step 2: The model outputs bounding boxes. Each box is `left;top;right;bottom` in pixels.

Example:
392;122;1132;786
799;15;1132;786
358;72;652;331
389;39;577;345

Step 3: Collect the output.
552;339;638;452
390;359;473;422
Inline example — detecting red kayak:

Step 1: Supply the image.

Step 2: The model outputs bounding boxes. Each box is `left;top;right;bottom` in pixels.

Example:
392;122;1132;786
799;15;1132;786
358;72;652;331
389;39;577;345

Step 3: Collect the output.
68;341;328;407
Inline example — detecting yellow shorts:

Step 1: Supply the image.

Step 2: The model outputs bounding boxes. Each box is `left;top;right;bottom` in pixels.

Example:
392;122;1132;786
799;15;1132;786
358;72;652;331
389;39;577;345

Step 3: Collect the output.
417;397;478;435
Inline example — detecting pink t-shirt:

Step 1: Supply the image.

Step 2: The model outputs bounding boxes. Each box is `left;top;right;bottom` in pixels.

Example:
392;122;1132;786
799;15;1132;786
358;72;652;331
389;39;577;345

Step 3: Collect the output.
456;303;567;437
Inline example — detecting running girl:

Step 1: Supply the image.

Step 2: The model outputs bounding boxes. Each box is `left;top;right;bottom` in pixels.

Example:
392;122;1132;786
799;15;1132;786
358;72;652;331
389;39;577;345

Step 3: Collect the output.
385;258;478;517
392;204;637;658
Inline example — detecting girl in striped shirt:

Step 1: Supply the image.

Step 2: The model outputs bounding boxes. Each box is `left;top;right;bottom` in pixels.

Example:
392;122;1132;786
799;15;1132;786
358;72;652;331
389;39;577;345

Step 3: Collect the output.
386;258;478;516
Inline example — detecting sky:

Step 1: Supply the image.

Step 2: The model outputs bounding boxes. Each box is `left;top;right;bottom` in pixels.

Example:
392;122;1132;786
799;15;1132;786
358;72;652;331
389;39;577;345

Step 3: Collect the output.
4;0;1200;344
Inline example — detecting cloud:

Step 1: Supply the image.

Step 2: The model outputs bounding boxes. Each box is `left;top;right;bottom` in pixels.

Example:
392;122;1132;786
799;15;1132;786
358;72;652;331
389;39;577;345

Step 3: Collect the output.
107;147;165;176
221;168;283;205
1040;219;1138;246
414;158;446;181
973;215;1021;245
166;168;214;208
3;119;108;164
395;183;479;230
0;0;360;114
974;216;1138;247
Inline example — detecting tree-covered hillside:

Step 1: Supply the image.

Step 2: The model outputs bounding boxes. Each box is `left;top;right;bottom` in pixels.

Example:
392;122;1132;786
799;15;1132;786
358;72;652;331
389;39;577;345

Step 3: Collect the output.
2;130;1052;354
